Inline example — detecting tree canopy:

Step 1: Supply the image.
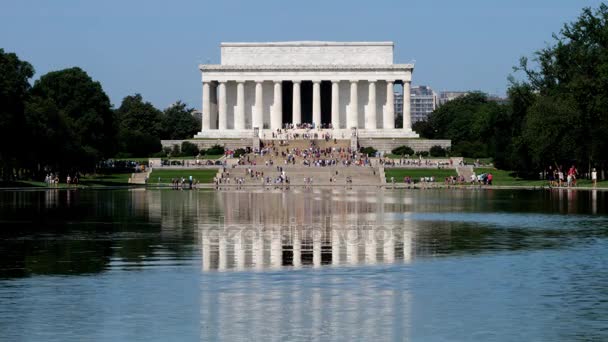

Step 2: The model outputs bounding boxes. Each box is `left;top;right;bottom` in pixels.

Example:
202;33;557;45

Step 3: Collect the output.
26;67;115;172
115;94;163;157
0;49;34;180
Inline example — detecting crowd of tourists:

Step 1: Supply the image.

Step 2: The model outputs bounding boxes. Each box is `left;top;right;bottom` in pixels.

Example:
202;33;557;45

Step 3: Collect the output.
170;176;198;189
546;165;584;187
264;126;344;140
380;158;453;168
43;173;81;187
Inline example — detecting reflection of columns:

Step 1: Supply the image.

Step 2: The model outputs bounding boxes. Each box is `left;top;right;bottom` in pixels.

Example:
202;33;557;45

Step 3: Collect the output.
403;80;411;130
331;81;340;129
271;81;283;130
202;82;211;130
218;235;227;270
332;228;340;265
202;230;210;271
292;81;301;125
235;81;245;130
365;229;377;264
271;230;282;268
293;229;302;268
348;81;358;128
383;228;395;263
346;229;359;264
403;230;412;264
384;81;395;129
253;81;263;129
312;81;321;127
218;81;227;130
366;81;377;129
313;230;322;268
253;232;264;269
235;231;245;270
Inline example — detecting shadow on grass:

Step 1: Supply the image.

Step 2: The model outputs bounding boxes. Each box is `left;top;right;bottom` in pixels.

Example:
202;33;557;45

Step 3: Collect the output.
0;181;43;188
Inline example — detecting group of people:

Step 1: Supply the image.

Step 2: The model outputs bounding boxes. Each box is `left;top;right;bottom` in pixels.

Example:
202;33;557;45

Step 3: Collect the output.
43;174;80;187
44;174;61;186
547;165;581;187
170;176;198;189
380;158;453;168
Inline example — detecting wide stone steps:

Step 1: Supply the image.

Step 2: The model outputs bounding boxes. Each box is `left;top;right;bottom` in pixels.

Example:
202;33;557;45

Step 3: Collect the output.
220;166;381;185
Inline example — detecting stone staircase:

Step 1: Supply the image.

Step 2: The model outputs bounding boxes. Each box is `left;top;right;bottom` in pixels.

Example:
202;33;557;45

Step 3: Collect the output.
241;139;351;166
219;165;381;186
129;169;152;184
456;165;475;181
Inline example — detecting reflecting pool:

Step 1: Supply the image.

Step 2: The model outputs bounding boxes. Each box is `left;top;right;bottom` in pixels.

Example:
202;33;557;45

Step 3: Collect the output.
0;188;607;341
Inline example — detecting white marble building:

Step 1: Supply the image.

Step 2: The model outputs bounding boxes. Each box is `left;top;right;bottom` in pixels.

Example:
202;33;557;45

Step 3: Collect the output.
195;41;419;139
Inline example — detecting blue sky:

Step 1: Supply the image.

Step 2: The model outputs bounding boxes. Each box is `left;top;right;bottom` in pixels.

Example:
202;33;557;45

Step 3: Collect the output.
1;0;604;109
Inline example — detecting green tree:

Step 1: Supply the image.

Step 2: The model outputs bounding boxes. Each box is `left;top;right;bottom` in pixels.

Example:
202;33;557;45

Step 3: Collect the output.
161;101;200;140
27;67;115;172
418;93;505;158
0;49;34;180
115;94;163;157
516;4;608;176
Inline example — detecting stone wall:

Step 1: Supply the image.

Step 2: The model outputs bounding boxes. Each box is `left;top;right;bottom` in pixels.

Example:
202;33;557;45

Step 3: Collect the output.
163;137;450;154
357;138;451;153
161;139;253;151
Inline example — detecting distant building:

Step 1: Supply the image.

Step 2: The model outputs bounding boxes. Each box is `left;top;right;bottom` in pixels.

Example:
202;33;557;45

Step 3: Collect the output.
394;85;438;123
410;86;438;123
439;91;470;106
394;92;403;117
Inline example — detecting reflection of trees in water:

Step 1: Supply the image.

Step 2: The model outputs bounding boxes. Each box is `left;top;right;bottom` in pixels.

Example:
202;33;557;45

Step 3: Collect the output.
1;188;606;277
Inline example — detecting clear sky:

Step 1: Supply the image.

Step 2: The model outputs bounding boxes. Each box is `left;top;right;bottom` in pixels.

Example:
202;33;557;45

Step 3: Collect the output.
1;0;604;110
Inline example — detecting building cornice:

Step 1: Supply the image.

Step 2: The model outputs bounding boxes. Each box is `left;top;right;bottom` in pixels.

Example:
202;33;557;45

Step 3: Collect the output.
221;41;394;47
199;64;414;72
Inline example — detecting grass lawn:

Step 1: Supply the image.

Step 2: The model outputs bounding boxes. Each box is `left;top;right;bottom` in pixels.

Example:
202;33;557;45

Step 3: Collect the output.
0;180;48;188
149;169;218;183
79;173;133;186
111;158;150;163
464;157;493;165
167;155;223;160
474;168;548;186
474;167;608;187
385;168;457;183
385;154;455;159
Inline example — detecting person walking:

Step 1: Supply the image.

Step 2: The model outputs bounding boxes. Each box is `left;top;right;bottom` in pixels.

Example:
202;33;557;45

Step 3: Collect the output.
592;168;598;187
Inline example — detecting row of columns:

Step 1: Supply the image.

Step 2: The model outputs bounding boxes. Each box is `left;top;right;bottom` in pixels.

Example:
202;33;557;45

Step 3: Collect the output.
201;228;413;271
202;80;412;131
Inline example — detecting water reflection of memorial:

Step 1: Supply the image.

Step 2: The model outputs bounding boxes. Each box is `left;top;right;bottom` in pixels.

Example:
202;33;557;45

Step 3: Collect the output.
200;190;418;271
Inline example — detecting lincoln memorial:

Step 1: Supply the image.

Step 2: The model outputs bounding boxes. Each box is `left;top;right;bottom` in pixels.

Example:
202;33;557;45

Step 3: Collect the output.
195;41;419;139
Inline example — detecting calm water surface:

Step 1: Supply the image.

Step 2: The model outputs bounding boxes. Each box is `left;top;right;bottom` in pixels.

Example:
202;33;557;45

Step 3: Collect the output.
0;188;607;341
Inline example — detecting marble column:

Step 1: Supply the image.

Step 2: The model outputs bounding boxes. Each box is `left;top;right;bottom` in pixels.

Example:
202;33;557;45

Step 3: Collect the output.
271;81;283;130
218;81;227;130
403;81;412;130
331;80;340;129
366;81;377;129
292;81;302;126
253;81;264;129
313;81;321;128
384;81;395;129
235;81;245;130
202;82;211;130
349;80;358;128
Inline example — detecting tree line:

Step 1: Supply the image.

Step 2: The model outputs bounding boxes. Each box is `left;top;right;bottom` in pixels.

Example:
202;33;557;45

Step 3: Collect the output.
0;54;199;181
414;4;608;179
